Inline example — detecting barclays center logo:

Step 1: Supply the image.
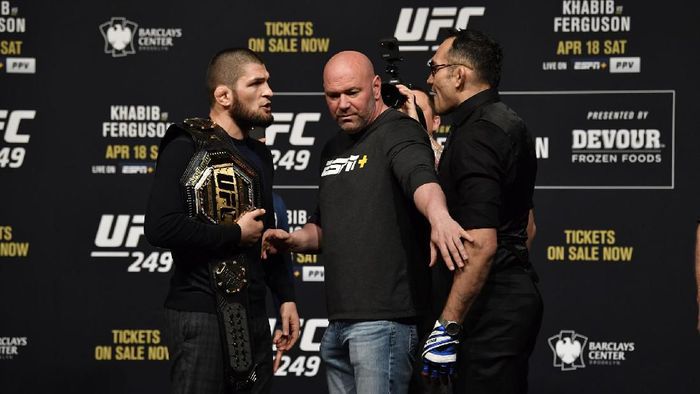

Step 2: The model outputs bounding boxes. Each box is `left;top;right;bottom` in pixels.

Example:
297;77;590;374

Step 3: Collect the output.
99;17;138;57
548;330;588;371
99;17;182;57
548;329;635;370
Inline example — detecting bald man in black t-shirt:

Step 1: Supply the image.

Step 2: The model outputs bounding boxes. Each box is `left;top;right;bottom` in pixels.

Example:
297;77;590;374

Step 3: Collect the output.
262;50;472;393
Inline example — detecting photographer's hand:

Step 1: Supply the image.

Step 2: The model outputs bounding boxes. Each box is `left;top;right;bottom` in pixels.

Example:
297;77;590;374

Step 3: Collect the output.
395;84;419;121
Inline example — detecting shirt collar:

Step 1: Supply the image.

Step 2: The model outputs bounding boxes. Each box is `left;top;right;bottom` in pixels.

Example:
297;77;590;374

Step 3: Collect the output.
348;107;393;141
449;88;501;127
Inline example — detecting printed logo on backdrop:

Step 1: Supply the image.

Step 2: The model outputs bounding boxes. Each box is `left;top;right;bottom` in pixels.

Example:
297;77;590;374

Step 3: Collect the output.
99;17;137;57
0;224;29;259
0;109;34;169
500;91;674;189
289;250;324;283
543;0;639;73
90;214;172;273
548;330;587;370
0;336;27;360
549;330;635;369
261;95;335;187
94;329;169;361
248;21;330;53
393;6;485;52
100;17;182;57
266;112;317;172
302;266;324;282
545;228;634;263
0;1;36;75
268;318;327;377
93;105;171;175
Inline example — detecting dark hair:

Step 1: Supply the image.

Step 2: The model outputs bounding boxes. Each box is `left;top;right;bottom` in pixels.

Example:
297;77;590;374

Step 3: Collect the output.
447;29;503;88
411;86;436;113
206;48;265;105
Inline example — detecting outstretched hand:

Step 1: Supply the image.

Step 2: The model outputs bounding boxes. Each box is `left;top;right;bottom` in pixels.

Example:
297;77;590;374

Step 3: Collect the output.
429;214;474;270
261;228;292;259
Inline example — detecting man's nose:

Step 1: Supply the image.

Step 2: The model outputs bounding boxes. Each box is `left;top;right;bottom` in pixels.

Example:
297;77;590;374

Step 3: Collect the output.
262;82;273;98
338;94;351;109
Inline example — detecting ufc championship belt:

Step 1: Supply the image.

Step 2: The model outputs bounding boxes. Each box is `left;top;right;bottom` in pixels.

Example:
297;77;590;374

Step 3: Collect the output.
179;118;261;391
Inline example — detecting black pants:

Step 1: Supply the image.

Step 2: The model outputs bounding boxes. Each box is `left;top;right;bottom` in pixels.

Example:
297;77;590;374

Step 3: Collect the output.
165;309;273;394
453;268;543;393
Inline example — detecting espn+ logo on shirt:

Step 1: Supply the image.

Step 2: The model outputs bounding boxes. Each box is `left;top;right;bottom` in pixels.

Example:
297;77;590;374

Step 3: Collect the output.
321;154;368;177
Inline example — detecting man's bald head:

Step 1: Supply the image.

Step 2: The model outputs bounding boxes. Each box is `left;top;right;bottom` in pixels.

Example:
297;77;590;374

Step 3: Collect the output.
323;51;375;85
322;51;386;133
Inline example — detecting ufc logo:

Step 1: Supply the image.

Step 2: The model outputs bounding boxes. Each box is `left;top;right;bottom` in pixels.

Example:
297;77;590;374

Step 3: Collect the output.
0;110;34;143
268;318;329;352
94;214;144;248
266;113;319;146
215;172;237;223
394;7;485;49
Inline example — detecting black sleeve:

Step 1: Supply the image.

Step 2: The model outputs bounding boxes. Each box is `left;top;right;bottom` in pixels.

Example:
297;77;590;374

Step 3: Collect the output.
270;194;294;326
252;139;295;303
265;252;295;303
523;125;537;211
383;117;439;197
308;203;321;226
144;125;242;251
272;193;294;283
450;121;511;229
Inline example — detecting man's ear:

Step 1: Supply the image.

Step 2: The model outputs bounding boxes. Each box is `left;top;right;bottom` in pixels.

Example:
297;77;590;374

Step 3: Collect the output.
453;67;469;91
432;115;441;134
214;85;233;107
372;75;382;100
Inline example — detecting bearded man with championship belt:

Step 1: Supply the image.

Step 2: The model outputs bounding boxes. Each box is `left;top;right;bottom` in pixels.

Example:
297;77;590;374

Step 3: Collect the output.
145;48;299;394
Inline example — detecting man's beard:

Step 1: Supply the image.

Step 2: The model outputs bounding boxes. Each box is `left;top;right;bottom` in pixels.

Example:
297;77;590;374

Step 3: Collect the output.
229;100;274;130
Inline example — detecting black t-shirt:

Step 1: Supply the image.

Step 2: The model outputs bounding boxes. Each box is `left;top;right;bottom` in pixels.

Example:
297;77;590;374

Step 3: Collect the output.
144;123;294;315
438;88;537;270
310;109;437;321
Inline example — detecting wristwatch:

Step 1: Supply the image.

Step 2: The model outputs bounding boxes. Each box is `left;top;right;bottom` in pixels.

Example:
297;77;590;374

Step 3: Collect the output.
439;317;462;337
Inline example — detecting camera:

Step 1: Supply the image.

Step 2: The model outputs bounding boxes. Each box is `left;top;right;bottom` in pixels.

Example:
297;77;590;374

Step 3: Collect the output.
378;37;427;129
378;37;407;109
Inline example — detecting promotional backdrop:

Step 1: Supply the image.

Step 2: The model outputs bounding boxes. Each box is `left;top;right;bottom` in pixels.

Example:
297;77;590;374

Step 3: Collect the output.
1;0;699;393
